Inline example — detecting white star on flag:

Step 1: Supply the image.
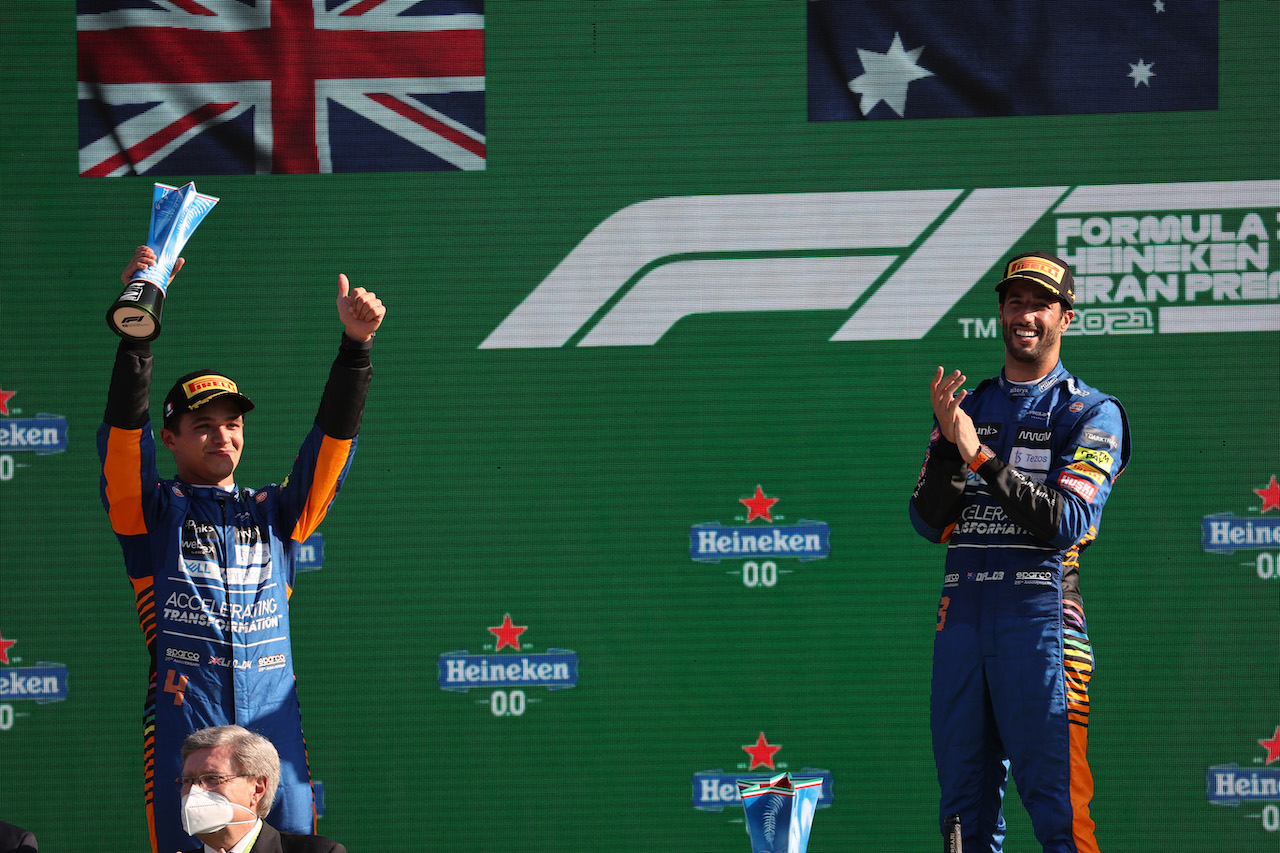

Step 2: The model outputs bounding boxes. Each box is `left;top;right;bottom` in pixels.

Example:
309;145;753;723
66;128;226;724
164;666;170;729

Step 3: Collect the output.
848;33;934;117
1128;58;1156;87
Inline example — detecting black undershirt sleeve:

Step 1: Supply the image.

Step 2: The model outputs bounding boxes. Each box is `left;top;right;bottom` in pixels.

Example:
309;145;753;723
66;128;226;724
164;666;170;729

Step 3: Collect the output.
104;339;153;430
314;333;374;439
972;455;1066;543
910;437;968;530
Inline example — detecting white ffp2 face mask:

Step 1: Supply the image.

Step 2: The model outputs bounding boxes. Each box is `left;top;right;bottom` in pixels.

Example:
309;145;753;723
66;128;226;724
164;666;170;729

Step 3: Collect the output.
180;786;259;836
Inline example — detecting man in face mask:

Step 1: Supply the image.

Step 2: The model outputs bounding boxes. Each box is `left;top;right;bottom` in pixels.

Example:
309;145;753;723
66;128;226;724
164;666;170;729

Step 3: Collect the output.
179;726;345;853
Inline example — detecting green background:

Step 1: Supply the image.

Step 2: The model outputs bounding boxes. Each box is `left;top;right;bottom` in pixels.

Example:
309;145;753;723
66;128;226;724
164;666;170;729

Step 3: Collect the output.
2;2;1278;850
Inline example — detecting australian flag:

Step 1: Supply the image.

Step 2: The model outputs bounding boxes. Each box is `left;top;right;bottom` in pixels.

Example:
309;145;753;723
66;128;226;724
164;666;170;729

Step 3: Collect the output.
78;0;484;176
809;0;1217;120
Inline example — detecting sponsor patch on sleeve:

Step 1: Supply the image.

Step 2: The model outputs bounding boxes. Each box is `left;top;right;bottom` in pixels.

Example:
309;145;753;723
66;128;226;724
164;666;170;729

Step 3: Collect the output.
1073;446;1114;473
1067;461;1107;484
1079;427;1119;451
1058;470;1100;503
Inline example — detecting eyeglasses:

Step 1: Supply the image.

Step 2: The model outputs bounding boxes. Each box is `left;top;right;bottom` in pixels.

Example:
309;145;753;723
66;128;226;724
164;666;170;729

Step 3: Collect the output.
175;772;252;792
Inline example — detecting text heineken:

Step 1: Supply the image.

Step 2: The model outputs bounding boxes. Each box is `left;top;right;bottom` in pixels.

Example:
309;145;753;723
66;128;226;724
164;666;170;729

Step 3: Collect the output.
0;665;69;703
438;651;578;691
1206;766;1280;804
1201;514;1280;553
690;521;830;563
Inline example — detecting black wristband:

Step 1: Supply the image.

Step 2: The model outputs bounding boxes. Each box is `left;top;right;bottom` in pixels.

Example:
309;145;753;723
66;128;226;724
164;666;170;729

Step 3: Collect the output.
339;331;374;351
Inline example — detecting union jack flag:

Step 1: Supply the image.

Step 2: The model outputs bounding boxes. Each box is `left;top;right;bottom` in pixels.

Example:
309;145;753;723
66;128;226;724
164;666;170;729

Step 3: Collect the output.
78;0;485;176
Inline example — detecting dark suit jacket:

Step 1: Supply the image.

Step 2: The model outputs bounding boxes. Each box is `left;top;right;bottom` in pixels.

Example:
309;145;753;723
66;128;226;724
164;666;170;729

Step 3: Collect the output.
187;821;346;853
0;820;37;853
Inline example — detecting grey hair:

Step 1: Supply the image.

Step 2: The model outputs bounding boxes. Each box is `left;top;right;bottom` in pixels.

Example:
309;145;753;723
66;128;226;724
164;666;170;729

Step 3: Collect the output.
181;725;281;818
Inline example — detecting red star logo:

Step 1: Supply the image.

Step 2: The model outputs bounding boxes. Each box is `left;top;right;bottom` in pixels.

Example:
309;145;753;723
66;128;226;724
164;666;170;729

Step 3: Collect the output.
740;486;779;523
0;387;15;416
1260;726;1280;765
488;614;528;651
743;732;782;770
1254;476;1280;514
0;633;15;664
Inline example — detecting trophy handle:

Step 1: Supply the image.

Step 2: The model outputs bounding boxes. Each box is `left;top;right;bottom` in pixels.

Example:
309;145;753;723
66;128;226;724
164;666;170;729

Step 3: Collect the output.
108;278;165;341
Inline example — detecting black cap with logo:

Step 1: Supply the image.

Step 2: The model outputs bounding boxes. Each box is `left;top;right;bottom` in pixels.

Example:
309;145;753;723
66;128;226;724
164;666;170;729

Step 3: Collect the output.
995;251;1075;309
162;370;255;426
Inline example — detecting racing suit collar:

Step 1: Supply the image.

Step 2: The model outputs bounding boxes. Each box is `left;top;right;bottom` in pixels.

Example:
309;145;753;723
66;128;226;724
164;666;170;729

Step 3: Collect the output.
180;480;239;498
997;360;1066;396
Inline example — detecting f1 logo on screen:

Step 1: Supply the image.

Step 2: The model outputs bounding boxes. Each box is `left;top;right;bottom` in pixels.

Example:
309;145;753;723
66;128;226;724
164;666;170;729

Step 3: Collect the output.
480;179;1279;348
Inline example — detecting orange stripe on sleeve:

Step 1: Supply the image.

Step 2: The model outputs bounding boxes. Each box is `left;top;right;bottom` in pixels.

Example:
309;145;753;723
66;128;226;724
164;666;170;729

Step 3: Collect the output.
292;435;353;542
104;427;149;535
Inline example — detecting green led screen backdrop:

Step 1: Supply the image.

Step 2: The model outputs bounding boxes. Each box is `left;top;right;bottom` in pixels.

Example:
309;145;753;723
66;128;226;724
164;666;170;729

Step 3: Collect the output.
2;2;1278;849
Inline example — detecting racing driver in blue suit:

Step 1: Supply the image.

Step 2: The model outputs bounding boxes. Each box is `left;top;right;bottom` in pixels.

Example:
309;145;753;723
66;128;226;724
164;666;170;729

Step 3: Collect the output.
99;246;385;853
910;251;1130;853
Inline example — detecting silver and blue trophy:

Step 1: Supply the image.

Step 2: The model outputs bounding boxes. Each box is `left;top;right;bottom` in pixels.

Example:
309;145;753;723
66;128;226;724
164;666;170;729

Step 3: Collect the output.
739;773;822;853
108;181;218;340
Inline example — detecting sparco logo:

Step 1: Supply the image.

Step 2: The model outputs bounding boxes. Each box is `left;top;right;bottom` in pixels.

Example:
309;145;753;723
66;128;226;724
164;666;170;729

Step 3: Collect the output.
480;180;1278;348
165;647;200;665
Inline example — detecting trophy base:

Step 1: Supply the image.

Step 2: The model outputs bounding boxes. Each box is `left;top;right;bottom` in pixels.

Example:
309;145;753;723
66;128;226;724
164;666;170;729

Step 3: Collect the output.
108;278;165;341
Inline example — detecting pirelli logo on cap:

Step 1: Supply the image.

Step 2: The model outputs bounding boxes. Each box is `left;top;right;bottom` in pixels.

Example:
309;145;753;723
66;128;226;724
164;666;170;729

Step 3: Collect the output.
164;370;252;423
1006;256;1067;285
183;375;238;399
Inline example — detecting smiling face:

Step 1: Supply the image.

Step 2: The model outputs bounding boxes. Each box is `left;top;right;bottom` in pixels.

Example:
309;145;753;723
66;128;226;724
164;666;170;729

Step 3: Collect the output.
160;397;245;487
998;280;1075;380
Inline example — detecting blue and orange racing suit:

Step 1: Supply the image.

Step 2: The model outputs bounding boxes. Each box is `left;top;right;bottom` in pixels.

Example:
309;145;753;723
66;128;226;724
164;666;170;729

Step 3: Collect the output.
99;335;371;853
909;361;1130;853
